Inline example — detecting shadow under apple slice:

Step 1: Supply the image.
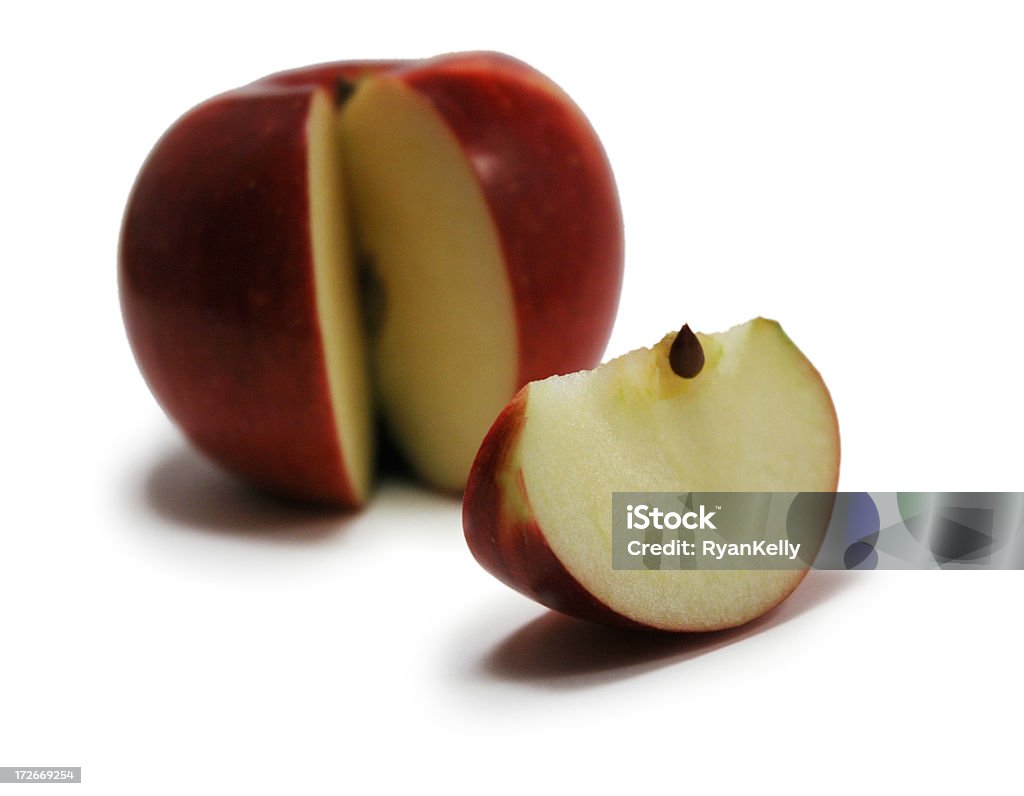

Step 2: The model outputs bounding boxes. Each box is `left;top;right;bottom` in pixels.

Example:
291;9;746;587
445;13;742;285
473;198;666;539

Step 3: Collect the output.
477;570;859;689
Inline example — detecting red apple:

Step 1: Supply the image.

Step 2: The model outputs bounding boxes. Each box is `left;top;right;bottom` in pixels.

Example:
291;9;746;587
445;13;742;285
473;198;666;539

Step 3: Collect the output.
463;319;841;632
120;52;623;504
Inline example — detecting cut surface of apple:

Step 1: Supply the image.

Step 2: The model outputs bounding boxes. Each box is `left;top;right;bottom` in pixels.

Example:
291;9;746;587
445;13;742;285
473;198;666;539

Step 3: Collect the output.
463;318;841;632
308;90;375;502
338;74;517;491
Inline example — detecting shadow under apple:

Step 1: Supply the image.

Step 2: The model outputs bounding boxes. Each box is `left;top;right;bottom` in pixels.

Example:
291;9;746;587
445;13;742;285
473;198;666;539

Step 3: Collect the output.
142;444;354;541
477;570;859;689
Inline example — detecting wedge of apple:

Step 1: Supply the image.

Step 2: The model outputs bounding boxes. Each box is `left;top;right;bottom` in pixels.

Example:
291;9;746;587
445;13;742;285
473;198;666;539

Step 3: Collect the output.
120;52;623;504
463;318;841;632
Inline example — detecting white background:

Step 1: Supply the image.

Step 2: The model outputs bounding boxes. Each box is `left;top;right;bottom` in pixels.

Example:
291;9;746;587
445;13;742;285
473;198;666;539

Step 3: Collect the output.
2;1;1022;793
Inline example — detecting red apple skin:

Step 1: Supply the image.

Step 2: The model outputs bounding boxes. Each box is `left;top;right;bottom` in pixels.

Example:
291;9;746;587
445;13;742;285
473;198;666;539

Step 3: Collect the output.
119;85;362;506
463;388;648;630
254;60;406;92
391;52;624;387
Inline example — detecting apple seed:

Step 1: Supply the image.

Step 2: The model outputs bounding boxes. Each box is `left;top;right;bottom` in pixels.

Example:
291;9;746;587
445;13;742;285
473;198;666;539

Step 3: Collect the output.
669;323;704;378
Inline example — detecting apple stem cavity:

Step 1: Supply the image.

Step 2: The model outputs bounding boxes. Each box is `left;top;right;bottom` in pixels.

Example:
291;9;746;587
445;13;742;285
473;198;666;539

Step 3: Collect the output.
669;324;705;379
335;78;357;106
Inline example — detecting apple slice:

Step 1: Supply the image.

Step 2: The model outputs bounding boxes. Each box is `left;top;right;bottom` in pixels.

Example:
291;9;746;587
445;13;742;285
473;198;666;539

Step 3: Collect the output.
463;318;841;632
120;87;374;505
338;53;623;491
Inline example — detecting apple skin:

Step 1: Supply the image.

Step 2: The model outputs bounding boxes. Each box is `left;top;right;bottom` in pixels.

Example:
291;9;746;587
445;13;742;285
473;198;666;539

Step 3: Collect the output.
462;387;648;629
119;85;361;506
387;52;624;388
254;60;406;92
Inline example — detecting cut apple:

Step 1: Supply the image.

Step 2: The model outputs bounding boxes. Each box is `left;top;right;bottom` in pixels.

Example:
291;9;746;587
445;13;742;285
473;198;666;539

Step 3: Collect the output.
120;52;623;503
462;318;841;632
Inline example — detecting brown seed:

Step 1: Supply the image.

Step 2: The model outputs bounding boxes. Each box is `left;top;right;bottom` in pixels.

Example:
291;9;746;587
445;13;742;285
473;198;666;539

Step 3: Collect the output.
669;324;705;378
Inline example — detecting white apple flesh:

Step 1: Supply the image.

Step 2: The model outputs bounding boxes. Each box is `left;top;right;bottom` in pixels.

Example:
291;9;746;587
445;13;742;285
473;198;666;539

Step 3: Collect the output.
463;318;841;631
308;91;376;502
338;75;517;491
